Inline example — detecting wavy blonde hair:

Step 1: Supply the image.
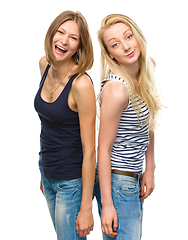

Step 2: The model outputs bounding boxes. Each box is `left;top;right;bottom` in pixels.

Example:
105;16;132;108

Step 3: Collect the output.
98;14;162;130
45;10;94;77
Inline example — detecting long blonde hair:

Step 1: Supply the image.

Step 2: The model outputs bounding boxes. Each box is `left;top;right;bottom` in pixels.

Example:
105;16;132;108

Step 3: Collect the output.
45;10;94;77
98;14;162;131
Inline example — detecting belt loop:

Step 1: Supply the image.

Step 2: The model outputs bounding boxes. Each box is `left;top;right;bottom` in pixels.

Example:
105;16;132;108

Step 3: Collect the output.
137;173;140;185
138;172;142;185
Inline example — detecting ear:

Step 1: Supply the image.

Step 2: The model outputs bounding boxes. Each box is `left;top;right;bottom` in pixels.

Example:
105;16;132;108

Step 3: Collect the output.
109;54;114;59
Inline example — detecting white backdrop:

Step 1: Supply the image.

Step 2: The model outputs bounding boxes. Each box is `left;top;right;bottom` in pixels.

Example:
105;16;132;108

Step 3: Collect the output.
1;0;188;239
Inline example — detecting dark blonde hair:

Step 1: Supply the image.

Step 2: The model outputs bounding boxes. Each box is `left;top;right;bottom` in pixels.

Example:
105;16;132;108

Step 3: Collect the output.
45;10;94;76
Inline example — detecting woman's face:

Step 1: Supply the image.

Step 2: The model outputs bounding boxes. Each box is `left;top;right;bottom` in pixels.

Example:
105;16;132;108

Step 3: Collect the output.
52;20;80;62
103;22;141;68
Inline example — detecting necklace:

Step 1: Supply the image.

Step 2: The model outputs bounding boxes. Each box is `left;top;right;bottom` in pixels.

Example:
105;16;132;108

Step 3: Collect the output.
48;63;74;102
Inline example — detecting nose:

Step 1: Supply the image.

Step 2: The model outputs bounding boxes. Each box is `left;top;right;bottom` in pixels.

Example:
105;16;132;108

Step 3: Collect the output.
122;40;130;52
61;34;69;45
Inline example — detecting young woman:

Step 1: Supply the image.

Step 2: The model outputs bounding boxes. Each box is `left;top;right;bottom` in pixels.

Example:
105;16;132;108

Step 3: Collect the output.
95;14;162;239
34;11;96;240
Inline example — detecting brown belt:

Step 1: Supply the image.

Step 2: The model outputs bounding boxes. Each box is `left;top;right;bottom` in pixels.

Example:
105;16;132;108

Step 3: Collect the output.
111;169;142;179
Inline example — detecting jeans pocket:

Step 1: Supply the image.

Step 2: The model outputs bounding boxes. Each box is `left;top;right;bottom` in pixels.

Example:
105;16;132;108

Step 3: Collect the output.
120;180;139;195
57;178;82;191
57;179;82;204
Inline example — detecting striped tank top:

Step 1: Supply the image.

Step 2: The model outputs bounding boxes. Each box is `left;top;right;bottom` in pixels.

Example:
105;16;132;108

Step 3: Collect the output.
100;74;150;173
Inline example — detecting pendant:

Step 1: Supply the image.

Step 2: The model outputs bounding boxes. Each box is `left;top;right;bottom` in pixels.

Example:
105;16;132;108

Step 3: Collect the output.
51;95;53;102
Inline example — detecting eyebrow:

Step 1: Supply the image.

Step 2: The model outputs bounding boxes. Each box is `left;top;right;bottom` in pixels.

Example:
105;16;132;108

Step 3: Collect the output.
108;29;132;42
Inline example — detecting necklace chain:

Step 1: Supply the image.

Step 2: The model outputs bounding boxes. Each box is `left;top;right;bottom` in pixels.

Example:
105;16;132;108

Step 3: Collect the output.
48;63;74;102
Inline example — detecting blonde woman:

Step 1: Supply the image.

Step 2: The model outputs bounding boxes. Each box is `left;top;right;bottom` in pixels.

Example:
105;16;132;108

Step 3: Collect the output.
34;11;96;240
95;14;162;239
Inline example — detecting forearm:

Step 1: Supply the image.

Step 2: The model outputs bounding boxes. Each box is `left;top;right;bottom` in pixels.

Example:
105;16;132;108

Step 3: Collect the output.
80;150;96;210
145;130;155;171
98;147;113;207
140;131;155;200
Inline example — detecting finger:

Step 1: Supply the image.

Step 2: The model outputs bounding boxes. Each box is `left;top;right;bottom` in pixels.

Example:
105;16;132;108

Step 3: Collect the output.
107;231;118;238
102;224;109;236
76;222;79;233
140;187;151;200
108;233;117;238
107;224;113;235
113;218;118;232
139;183;145;197
90;225;94;232
102;227;117;238
81;229;91;238
107;224;117;238
40;184;44;195
103;225;108;235
78;229;84;238
87;228;92;236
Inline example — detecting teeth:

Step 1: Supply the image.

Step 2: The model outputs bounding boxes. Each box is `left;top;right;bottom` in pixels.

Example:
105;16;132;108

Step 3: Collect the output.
56;45;67;52
127;51;134;56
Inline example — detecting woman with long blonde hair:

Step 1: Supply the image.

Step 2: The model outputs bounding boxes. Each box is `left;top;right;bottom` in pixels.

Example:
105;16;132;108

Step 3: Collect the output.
95;14;162;239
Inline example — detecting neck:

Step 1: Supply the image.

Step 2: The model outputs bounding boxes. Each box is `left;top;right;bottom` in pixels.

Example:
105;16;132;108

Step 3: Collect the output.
52;59;75;81
120;60;140;82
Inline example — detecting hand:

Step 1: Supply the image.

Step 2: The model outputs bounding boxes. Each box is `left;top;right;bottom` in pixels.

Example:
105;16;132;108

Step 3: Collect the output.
40;176;44;195
139;170;155;200
76;208;94;238
101;204;118;238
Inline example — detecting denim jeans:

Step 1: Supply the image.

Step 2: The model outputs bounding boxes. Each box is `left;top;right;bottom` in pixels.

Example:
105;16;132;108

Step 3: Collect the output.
42;175;85;240
94;172;144;240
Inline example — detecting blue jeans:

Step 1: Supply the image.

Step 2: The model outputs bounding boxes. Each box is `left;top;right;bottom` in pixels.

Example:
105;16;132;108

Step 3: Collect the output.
94;172;144;240
42;175;86;240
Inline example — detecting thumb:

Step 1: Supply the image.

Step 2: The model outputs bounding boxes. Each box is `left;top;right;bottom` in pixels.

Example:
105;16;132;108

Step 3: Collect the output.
140;183;145;196
113;217;118;232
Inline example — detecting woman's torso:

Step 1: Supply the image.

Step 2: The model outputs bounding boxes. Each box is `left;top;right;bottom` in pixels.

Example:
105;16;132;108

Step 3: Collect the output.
100;74;150;173
34;64;83;180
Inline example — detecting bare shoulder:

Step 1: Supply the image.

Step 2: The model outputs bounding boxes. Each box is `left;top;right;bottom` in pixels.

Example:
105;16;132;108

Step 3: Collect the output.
150;57;156;67
39;56;48;77
102;81;129;106
72;74;94;93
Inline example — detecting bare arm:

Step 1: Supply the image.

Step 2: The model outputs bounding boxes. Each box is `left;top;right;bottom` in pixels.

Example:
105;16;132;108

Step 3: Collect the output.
140;130;155;200
98;82;129;238
139;57;156;200
39;56;48;195
39;56;48;77
72;75;96;238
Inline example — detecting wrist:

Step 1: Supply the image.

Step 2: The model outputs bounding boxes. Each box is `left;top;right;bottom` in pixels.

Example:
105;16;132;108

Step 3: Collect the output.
101;199;114;208
145;161;156;171
80;201;92;211
145;165;156;173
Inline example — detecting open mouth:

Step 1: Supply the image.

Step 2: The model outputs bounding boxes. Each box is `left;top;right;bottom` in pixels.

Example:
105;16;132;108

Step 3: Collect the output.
55;45;68;54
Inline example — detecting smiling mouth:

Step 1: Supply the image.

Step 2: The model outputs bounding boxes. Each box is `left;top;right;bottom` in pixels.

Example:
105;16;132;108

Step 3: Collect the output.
127;51;134;57
55;45;68;54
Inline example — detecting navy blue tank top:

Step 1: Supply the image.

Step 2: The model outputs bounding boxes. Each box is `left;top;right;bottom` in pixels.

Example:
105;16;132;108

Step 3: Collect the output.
34;64;84;180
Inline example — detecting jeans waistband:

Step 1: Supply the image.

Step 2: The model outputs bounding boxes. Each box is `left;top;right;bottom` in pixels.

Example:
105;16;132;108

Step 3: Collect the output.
111;169;143;180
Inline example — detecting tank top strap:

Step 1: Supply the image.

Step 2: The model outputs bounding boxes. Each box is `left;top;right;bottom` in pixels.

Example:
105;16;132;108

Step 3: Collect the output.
99;75;129;98
65;72;93;96
39;64;50;87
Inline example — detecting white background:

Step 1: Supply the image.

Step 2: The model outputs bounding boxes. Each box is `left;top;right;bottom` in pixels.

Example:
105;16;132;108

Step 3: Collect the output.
1;0;188;239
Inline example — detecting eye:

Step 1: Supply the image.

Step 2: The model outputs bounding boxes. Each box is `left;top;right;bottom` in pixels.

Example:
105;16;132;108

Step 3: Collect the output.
58;30;63;34
112;43;119;48
126;34;133;40
71;37;78;41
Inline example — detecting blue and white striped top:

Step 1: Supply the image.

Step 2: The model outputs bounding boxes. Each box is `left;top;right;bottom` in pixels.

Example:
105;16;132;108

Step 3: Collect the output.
100;74;150;173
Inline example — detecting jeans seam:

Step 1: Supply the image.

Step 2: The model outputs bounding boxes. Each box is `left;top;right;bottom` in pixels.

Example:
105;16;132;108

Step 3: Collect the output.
115;180;121;240
74;183;82;240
